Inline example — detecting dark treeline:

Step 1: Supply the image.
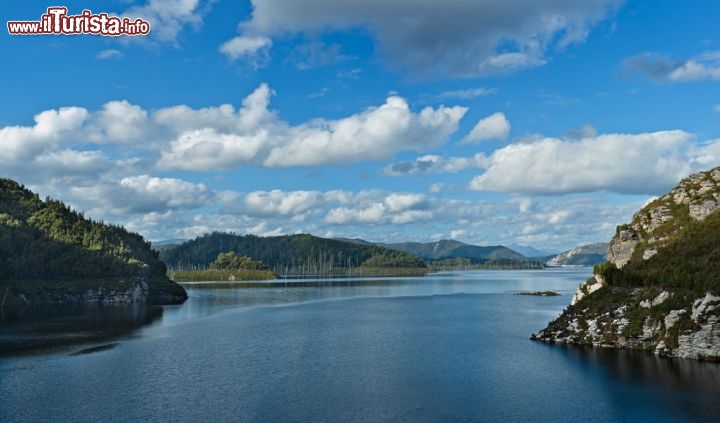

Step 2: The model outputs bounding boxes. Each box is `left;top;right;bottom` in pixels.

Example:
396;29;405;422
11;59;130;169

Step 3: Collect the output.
0;179;186;304
427;257;545;271
160;232;428;275
211;252;269;271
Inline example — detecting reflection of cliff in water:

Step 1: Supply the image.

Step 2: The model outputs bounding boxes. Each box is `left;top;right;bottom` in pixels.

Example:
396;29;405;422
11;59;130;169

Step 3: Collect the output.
0;304;163;357
561;345;720;419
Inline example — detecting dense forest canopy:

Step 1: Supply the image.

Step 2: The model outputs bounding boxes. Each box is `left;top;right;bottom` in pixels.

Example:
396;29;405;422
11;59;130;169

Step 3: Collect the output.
0;179;186;305
160;232;427;274
384;240;525;261
211;252;269;271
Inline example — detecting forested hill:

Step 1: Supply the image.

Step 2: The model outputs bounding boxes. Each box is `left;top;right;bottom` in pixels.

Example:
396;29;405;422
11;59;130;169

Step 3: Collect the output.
160;232;428;275
0;179;187;306
382;240;525;261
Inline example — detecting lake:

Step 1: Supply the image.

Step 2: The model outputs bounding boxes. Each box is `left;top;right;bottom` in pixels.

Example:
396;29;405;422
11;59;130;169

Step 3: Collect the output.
2;268;719;422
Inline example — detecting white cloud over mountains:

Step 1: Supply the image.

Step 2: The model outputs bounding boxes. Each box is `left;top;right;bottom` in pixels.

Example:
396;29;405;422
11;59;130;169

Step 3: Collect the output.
118;187;642;251
70;175;215;215
387;129;720;196
2;82;719;250
469;130;695;195
225;0;623;76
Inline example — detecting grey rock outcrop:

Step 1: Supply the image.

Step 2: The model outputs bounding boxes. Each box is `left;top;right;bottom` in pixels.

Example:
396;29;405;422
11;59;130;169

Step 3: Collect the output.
570;274;605;306
35;278;151;305
533;167;720;361
607;168;720;268
532;290;720;360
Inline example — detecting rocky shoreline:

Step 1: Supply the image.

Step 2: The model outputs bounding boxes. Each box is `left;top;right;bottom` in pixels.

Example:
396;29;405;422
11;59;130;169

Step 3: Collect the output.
532;167;720;361
531;277;720;361
5;276;187;307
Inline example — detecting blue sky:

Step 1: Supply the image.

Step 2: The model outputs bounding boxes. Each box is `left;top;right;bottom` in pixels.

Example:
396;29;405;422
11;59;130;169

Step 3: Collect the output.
1;0;719;252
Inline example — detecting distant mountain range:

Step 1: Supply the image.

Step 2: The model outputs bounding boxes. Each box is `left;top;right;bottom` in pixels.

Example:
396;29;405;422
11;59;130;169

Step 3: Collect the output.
157;235;605;268
544;243;608;267
334;238;529;261
159;238;607;267
380;239;525;261
507;243;556;258
151;238;188;247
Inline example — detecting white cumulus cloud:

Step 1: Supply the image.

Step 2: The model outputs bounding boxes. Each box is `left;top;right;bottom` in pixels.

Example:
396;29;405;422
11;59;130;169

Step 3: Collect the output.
219;35;273;65
264;96;466;167
72;175;215;215
0;106;88;162
157;85;466;169
92;100;149;143
461;112;511;144
243;190;323;218
469;130;695;195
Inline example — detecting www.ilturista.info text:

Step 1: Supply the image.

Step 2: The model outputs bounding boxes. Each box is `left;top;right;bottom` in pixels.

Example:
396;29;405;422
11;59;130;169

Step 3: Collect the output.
7;7;150;36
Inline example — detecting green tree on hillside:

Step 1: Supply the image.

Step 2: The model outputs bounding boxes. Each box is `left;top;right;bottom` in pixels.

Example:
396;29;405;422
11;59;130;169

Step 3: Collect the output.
211;252;269;270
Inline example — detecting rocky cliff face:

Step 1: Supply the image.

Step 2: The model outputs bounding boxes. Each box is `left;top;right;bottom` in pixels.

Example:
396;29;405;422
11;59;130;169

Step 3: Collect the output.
608;168;720;268
11;276;187;306
16;278;149;306
532;286;720;360
533;167;720;361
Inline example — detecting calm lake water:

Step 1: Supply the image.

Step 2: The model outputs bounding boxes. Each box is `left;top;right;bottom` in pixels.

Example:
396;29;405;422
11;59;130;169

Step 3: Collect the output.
2;268;719;422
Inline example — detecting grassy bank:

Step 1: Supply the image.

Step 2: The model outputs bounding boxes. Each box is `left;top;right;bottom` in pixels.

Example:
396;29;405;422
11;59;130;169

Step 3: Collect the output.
169;269;277;282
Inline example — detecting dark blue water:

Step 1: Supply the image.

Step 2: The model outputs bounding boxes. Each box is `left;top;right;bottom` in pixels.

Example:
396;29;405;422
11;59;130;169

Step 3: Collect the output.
2;269;719;422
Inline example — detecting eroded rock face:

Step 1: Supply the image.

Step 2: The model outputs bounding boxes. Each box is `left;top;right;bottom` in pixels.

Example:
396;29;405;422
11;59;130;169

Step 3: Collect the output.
607;169;720;268
639;291;671;309
28;278;152;305
533;168;720;360
570;274;605;306
677;322;720;360
607;229;639;269
532;289;720;361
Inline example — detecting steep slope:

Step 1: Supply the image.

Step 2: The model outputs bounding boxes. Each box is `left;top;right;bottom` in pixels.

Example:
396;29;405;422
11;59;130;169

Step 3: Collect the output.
384;240;525;261
545;243;607;267
0;179;187;306
508;243;556;258
532;167;720;360
608;168;720;268
160;232;428;274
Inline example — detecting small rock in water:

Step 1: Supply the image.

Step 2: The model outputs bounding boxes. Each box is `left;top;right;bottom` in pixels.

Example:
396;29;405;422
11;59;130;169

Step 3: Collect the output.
70;343;120;356
515;291;560;296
